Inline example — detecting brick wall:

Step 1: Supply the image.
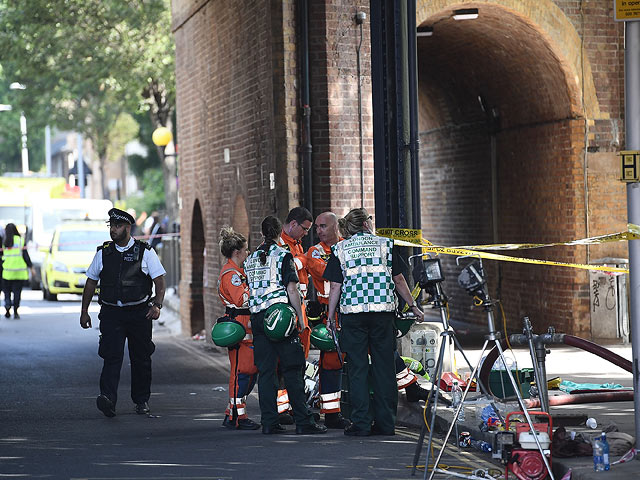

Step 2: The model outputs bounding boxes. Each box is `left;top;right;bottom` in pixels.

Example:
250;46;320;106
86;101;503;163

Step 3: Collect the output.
172;0;628;339
173;0;298;335
309;1;374;217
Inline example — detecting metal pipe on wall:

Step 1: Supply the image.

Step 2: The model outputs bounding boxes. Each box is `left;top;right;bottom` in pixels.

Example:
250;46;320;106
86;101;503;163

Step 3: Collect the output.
299;0;313;224
624;19;640;450
356;11;365;209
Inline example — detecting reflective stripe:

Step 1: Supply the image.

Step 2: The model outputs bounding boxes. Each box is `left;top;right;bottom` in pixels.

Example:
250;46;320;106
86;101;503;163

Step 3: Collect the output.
396;367;416;389
317;281;330;299
277;389;290;413
320;400;341;413
242;333;253;341
293;257;304;270
321;391;341;402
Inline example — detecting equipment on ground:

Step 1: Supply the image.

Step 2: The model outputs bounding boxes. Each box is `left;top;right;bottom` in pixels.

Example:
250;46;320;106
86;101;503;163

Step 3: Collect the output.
504;411;553;480
211;317;246;347
264;303;297;341
310;324;337;351
416;257;555;480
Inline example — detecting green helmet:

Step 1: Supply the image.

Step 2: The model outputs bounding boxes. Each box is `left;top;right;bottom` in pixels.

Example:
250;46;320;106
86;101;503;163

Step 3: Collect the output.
264;303;297;341
211;319;246;347
394;314;414;338
310;324;337;351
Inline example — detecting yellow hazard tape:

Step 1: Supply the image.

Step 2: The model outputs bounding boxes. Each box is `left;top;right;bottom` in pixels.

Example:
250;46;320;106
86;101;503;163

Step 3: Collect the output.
450;223;640;250
377;228;630;273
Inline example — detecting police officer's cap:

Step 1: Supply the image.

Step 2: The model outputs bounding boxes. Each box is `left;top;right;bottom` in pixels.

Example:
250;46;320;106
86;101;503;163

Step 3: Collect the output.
107;208;135;225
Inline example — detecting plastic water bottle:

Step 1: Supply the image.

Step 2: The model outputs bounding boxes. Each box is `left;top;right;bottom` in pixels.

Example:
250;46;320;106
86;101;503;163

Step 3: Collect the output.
451;381;465;422
469;438;492;453
593;432;610;471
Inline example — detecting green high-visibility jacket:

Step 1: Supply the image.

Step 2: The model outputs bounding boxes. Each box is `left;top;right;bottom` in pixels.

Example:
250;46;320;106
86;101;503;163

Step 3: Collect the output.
2;235;28;281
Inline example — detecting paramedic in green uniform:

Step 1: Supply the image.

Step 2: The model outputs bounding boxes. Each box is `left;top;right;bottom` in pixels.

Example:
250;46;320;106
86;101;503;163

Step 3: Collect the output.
244;215;327;435
324;208;424;436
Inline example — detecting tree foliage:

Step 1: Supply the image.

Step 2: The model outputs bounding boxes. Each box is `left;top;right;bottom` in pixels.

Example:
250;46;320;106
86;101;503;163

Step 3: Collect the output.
0;0;175;213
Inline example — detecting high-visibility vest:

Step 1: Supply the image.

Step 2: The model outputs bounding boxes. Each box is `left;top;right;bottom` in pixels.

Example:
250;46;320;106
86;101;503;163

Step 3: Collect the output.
2;235;28;281
332;232;395;314
244;244;289;313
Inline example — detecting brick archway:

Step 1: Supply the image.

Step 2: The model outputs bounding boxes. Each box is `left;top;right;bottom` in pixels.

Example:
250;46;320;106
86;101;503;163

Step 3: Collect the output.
415;1;595;335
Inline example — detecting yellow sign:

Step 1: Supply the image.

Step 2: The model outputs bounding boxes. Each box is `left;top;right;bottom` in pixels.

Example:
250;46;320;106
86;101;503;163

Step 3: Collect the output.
620;150;640;181
615;0;640;21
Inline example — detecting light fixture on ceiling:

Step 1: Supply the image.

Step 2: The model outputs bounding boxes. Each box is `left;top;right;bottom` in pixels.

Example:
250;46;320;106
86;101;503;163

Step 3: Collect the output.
452;8;479;20
416;26;433;37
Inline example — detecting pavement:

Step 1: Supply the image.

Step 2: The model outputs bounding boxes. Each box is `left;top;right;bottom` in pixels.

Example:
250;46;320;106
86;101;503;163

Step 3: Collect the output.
157;293;638;479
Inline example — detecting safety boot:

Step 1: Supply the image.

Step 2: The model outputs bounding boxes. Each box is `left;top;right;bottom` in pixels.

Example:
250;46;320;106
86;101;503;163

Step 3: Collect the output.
405;382;430;402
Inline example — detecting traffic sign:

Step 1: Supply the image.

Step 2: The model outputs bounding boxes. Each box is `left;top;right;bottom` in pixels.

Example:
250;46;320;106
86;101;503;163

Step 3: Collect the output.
615;0;640;21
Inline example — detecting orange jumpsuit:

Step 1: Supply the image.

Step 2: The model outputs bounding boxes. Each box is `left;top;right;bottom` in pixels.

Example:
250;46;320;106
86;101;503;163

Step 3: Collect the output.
278;231;311;358
306;240;345;413
218;259;258;423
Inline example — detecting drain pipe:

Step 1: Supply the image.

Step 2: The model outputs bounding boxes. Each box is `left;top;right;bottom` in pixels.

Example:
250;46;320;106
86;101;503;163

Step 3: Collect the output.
299;0;313;219
356;11;365;208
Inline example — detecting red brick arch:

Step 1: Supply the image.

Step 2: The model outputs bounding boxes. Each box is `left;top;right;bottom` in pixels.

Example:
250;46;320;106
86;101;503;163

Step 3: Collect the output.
415;1;595;335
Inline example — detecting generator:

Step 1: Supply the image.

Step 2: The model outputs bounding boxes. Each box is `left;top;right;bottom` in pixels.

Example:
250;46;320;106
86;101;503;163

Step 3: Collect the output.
492;411;552;480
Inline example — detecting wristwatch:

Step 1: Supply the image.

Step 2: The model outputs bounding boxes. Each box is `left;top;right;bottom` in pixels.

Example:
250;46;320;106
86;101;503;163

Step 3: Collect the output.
151;302;163;309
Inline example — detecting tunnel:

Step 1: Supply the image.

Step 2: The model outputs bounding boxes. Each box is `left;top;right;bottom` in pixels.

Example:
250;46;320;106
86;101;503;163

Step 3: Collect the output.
415;2;590;335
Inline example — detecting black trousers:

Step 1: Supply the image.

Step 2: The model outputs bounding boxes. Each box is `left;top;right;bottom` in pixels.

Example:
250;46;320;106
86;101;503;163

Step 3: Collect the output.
3;279;24;310
340;311;397;433
252;311;314;428
98;304;155;406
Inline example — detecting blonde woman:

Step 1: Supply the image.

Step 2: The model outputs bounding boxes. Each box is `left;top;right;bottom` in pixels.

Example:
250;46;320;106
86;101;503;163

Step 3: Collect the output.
217;227;260;430
325;208;424;436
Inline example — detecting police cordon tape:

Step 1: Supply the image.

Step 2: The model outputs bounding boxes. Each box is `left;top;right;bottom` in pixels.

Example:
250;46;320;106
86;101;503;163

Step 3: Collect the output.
376;226;640;274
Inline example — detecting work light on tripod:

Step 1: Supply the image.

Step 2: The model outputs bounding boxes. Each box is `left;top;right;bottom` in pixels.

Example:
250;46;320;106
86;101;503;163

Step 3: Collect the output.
412;256;444;298
457;259;489;303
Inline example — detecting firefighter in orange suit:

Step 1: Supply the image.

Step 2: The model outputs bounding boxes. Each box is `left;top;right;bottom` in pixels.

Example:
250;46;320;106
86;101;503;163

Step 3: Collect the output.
278;206;313;358
306;211;350;429
217;227;260;430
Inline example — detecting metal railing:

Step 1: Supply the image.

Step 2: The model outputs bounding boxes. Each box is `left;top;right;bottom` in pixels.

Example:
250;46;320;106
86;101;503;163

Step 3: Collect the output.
157;235;180;295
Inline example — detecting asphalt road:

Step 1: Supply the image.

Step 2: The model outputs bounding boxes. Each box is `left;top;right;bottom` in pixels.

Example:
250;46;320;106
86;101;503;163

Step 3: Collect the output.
0;290;497;480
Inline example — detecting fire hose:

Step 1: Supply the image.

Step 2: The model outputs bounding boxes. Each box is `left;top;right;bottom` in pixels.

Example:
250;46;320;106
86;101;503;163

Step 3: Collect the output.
477;333;632;407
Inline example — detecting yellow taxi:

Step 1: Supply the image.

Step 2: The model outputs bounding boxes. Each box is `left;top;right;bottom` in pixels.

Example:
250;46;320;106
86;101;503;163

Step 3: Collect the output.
41;221;110;300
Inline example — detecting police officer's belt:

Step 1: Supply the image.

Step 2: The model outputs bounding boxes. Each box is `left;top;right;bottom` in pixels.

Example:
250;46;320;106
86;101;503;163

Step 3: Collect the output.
102;302;148;311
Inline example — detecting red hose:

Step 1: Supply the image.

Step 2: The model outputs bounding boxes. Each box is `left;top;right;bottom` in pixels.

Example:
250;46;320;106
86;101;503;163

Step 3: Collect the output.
477;335;632;401
526;390;634;408
562;335;632;373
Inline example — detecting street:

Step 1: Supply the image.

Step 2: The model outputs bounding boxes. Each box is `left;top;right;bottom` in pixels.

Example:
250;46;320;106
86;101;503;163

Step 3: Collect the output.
0;290;498;480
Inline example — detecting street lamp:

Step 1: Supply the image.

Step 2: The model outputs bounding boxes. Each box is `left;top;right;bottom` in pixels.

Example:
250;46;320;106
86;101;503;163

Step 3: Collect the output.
9;82;28;175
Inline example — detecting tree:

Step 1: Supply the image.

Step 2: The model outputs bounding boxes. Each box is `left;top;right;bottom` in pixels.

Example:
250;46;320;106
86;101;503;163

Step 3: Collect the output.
0;0;176;218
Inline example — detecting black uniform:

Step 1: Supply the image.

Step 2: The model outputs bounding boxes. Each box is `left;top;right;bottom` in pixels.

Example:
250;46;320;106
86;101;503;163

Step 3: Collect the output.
97;240;155;407
250;251;316;430
323;247;402;434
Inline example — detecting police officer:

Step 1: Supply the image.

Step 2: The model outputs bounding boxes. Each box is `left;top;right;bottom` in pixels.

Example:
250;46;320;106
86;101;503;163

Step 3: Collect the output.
244;215;326;435
325;208;424;436
80;208;166;418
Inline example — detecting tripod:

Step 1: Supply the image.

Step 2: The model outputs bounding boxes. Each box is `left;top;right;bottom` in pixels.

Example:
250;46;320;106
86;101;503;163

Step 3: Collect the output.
410;279;505;476
419;259;555;480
